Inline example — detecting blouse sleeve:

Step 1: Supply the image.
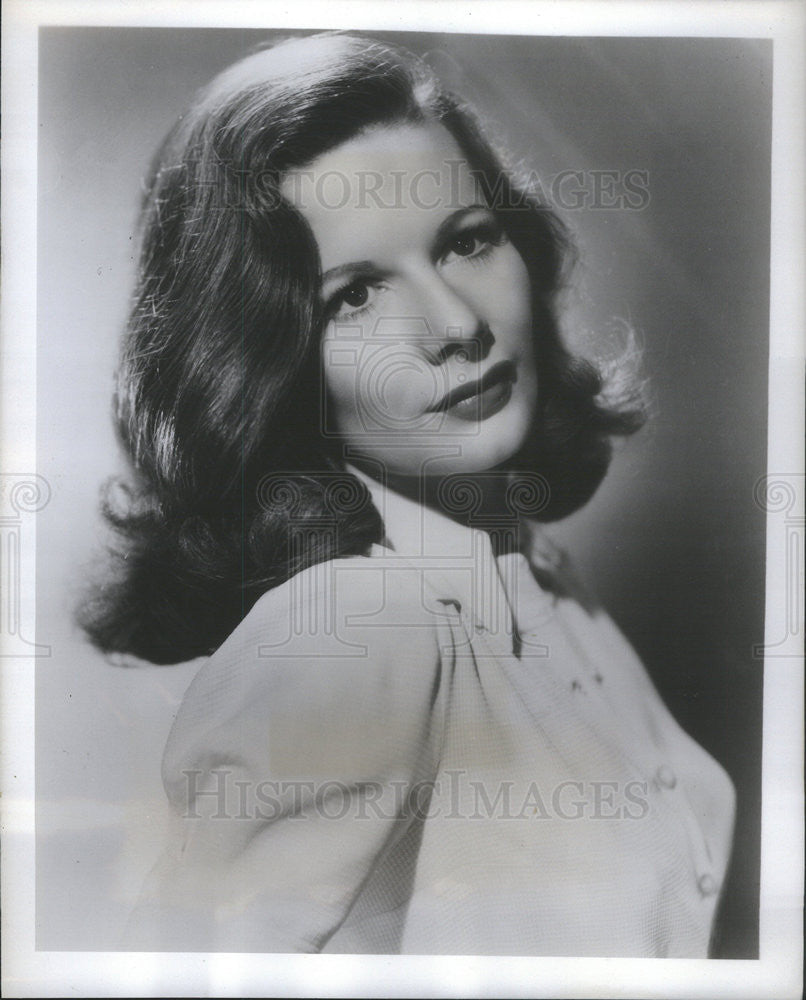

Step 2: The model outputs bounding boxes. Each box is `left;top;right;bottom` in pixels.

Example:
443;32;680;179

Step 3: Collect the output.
123;557;444;953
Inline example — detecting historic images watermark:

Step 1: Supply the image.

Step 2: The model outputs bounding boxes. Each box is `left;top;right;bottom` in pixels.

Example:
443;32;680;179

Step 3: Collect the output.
319;321;492;440
283;164;651;213
177;159;651;214
179;768;651;822
753;473;804;658
0;474;52;657
253;467;555;659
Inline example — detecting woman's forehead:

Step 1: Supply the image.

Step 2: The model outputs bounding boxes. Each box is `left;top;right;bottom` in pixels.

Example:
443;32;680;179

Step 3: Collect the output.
280;122;484;269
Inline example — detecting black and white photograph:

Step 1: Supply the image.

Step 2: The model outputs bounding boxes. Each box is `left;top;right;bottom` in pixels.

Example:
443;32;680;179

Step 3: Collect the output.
2;1;803;997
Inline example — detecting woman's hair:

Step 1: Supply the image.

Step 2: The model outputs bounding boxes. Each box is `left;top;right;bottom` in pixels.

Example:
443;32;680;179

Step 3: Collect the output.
78;31;645;664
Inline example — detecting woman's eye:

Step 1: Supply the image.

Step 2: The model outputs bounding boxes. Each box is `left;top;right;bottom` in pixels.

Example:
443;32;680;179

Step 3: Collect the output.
330;280;375;317
341;282;369;308
442;222;503;264
448;234;479;257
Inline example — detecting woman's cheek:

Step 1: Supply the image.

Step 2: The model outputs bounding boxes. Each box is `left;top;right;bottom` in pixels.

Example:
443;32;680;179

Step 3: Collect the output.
494;247;533;325
324;344;439;435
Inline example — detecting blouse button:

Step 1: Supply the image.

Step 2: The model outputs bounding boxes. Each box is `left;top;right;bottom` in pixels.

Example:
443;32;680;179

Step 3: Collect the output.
656;764;677;789
697;873;718;897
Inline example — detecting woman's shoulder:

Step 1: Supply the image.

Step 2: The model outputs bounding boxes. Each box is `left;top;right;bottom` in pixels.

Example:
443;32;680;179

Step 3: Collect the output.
249;545;439;638
184;548;442;695
161;549;444;792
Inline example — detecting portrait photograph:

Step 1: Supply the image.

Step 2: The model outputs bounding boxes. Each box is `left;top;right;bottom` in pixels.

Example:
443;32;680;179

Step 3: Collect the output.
2;1;803;997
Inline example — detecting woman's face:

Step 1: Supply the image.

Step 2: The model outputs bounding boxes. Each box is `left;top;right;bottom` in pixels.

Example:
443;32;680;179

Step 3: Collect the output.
281;122;538;479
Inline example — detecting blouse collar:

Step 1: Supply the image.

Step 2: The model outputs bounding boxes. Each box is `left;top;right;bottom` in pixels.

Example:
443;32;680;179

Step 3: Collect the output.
345;462;557;652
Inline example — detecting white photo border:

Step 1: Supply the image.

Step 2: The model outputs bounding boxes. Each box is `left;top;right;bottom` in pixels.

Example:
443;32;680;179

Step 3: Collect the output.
2;1;803;997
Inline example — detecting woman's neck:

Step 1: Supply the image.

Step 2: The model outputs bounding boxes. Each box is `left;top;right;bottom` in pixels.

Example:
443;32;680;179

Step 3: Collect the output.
351;460;529;557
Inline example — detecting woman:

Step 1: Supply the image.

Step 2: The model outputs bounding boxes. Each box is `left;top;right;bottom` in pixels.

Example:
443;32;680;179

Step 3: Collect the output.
80;31;735;955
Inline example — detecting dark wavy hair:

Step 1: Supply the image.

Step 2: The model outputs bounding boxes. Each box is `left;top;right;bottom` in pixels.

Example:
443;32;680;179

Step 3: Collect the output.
78;31;644;664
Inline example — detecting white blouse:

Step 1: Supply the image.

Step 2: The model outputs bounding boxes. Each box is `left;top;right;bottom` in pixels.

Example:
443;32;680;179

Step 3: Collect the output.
125;466;736;956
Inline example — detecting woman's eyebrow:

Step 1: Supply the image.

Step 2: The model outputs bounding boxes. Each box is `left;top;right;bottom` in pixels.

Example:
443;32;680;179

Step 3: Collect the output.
431;204;493;248
320;205;494;288
321;260;376;287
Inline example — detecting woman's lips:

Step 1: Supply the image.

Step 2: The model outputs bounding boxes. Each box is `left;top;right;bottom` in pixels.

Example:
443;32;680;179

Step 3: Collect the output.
430;360;517;422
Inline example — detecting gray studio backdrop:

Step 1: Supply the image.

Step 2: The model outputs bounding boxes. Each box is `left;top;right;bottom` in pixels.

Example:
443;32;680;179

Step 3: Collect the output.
36;28;769;955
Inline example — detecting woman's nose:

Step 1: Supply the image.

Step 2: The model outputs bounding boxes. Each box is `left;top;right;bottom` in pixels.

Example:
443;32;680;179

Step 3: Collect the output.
414;272;493;365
